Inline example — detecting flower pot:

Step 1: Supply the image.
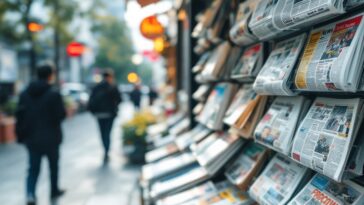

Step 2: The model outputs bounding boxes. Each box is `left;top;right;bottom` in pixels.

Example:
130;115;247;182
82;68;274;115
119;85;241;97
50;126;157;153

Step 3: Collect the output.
0;116;16;144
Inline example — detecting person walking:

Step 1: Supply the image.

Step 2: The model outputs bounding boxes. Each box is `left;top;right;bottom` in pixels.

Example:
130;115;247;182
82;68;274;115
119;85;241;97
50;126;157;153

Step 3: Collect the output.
130;84;142;109
88;69;122;163
15;63;66;205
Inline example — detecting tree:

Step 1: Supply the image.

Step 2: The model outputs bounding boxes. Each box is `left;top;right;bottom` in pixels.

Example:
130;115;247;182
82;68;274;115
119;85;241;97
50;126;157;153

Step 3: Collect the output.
92;16;136;84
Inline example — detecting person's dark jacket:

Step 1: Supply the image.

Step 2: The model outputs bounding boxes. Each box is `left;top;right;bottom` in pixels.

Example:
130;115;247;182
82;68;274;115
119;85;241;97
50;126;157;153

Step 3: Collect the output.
130;88;141;108
88;81;122;117
15;80;66;149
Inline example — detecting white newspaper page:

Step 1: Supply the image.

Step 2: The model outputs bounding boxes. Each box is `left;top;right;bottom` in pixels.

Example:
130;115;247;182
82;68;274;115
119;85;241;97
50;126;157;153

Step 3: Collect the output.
248;154;308;205
249;0;281;40
254;96;306;155
288;174;364;205
291;98;361;181
274;0;344;30
253;34;306;96
295;14;364;92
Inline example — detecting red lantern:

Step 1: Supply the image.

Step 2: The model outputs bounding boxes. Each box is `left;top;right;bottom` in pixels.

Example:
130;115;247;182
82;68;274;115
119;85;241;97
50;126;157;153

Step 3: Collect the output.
67;42;85;57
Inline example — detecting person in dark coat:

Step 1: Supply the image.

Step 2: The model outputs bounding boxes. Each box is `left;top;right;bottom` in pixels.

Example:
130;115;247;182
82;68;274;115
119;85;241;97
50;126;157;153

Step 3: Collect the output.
16;63;66;205
88;69;122;163
130;84;142;109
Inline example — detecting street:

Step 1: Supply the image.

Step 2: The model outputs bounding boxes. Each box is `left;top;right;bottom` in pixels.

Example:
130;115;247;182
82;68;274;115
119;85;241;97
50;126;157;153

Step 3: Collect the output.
0;103;140;205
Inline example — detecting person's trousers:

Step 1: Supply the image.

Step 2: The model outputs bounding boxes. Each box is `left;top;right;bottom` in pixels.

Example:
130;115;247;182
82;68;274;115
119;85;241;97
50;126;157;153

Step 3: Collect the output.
26;146;60;197
97;117;115;155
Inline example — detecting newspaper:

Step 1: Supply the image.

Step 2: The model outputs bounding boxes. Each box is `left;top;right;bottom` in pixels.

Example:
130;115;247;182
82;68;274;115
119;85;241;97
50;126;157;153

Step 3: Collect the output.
291;98;363;182
254;96;310;155
346;0;364;8
288;174;364;205
225;142;269;191
200;42;231;81
248;0;281;40
346;128;364;177
248;154;308;205
229;0;259;46
156;181;217;205
224;86;257;126
273;0;344;30
253;34;306;96
231;43;264;81
295;14;364;92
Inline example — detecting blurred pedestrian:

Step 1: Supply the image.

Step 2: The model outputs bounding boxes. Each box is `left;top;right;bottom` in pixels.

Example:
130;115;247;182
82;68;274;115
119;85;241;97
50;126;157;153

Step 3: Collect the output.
148;86;158;106
88;69;122;163
130;84;141;109
15;63;66;205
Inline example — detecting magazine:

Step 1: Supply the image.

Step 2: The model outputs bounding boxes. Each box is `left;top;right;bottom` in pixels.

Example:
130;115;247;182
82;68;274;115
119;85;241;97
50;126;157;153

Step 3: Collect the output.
291;98;364;182
182;181;255;205
288;174;364;205
142;152;197;181
156;181;217;205
230;43;264;81
150;163;210;199
197;83;237;130
224;86;257;126
193;85;211;101
200;42;231;81
253;34;306;96
254;96;311;155
175;125;211;151
193;132;244;175
248;154;309;205
225;142;269;191
229;0;259;46
192;52;211;73
145;143;179;163
295;14;364;92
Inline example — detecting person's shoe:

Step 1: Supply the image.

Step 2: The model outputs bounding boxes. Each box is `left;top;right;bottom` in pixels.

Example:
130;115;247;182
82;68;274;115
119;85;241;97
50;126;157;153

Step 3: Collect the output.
103;155;109;164
26;195;36;205
51;189;65;199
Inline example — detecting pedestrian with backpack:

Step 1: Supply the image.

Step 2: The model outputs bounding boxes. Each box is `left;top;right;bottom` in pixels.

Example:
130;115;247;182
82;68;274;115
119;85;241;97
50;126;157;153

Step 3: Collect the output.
88;69;122;163
15;63;66;205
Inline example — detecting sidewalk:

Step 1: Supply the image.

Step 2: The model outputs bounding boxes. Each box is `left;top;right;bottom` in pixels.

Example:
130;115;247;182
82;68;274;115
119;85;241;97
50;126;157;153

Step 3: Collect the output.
0;103;140;205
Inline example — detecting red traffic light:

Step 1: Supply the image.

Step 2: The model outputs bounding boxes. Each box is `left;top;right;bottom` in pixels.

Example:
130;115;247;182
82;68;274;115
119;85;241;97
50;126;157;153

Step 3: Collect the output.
66;42;85;57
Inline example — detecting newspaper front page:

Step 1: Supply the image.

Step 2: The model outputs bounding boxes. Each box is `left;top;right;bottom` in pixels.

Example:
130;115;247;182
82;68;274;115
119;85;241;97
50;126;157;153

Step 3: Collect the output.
231;43;263;80
295;14;364;92
288;174;364;205
291;98;363;182
248;154;308;205
274;0;344;30
253;34;306;96
249;0;281;40
254;96;308;155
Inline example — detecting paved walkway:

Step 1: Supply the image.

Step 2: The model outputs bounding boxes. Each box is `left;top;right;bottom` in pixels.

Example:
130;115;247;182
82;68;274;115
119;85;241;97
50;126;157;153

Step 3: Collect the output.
0;103;140;205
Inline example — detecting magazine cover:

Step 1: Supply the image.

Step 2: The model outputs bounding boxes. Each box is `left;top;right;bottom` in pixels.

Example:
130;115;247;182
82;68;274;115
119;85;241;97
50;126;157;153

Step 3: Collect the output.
200;42;231;81
288;174;364;205
254;96;309;155
224;86;257;126
253;34;306;96
231;43;264;80
248;154;308;205
295;14;364;92
225;142;269;191
291;98;362;182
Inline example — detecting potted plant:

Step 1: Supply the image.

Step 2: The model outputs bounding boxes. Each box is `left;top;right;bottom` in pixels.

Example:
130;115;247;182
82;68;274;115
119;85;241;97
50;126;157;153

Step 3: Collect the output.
122;111;156;164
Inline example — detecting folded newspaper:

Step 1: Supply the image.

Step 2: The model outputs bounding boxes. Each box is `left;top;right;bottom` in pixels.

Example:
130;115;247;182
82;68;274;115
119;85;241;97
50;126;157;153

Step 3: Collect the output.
288;174;364;205
248;154;309;205
225;142;269;191
295;14;364;92
200;42;231;81
249;0;345;40
230;43;264;82
254;96;311;155
229;0;259;46
253;34;306;96
291;98;364;182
